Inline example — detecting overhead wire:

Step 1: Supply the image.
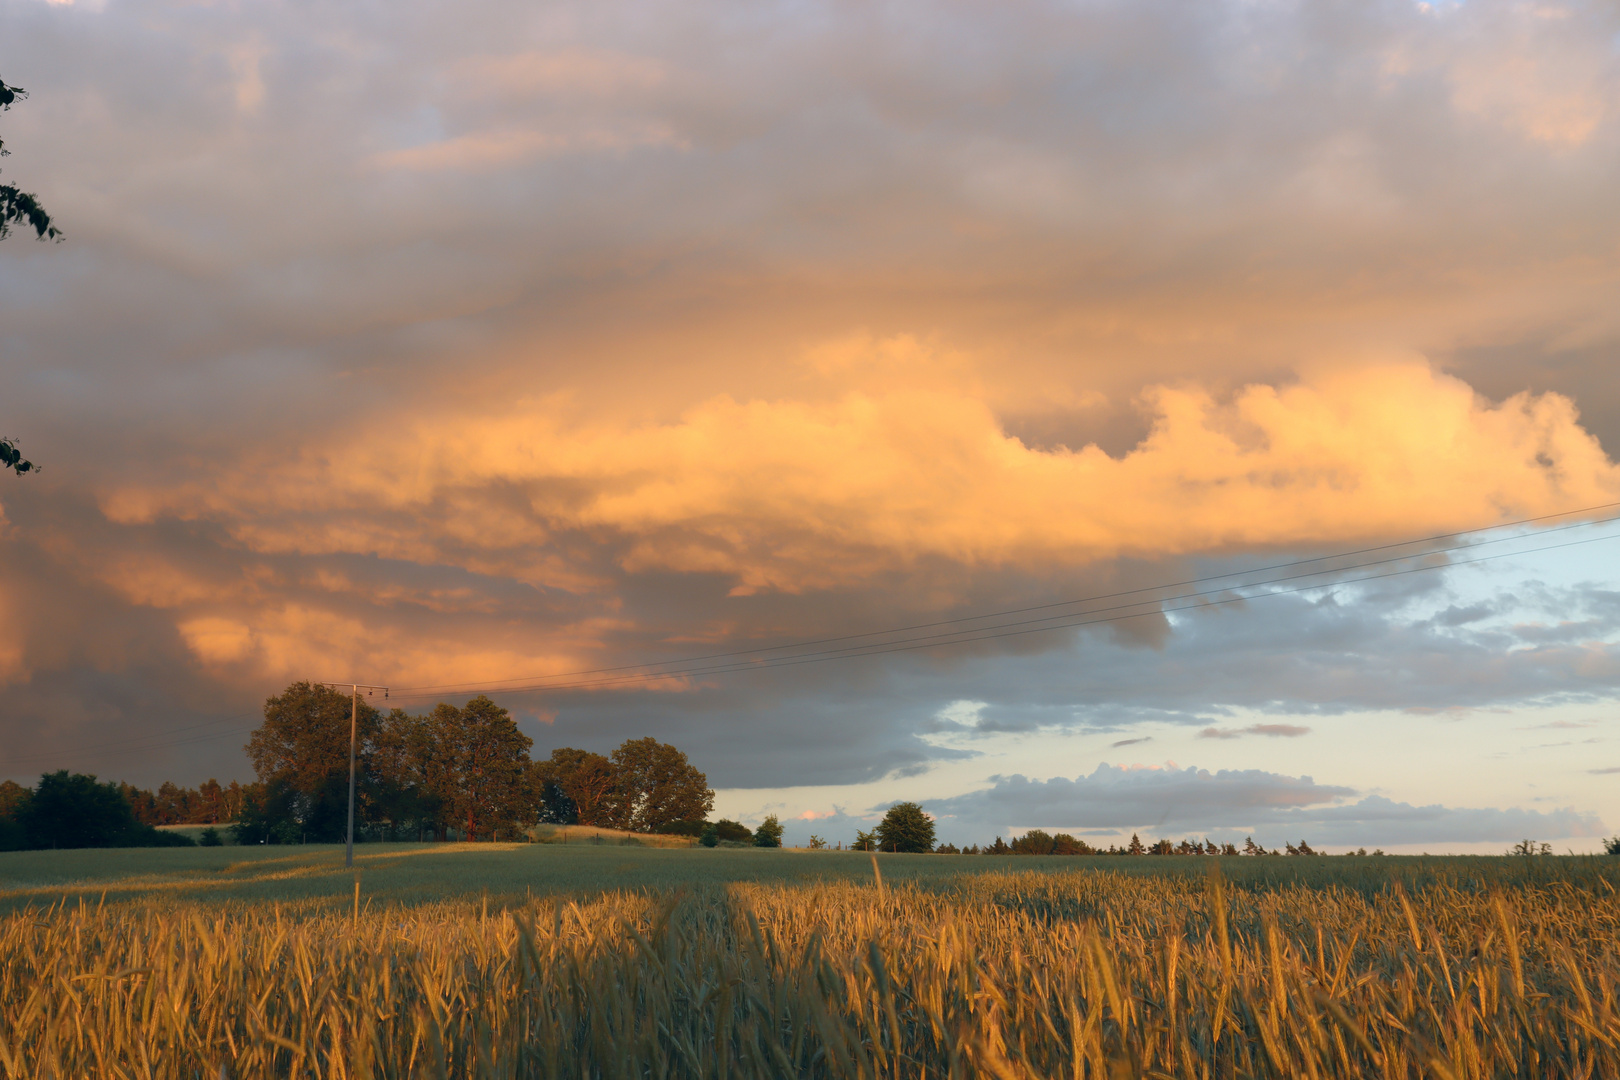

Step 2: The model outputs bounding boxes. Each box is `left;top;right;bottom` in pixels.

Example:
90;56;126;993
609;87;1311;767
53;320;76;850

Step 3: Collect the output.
14;502;1620;766
376;529;1620;699
383;499;1620;696
380;505;1620;701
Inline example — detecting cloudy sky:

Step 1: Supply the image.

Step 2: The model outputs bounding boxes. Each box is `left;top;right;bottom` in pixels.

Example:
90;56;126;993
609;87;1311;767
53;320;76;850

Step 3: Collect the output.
3;0;1620;851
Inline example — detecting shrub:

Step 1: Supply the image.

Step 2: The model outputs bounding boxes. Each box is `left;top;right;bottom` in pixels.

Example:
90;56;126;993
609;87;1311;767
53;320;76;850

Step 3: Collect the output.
753;814;783;848
713;819;752;844
199;827;223;847
698;823;719;847
654;819;709;837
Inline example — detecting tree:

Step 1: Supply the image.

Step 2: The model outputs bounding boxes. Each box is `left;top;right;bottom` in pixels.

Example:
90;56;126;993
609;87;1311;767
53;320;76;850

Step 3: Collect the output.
807;834;827;850
0;78;59;243
1606;836;1620;856
874;802;935;853
653;818;708;837
2;77;58;480
531;748;618;826
246;682;383;842
229;782;300;845
17;771;191;849
0;438;33;477
852;828;877;852
698;823;719;847
712;818;752;844
199;779;225;823
435;696;535;842
607;737;714;833
753;814;783;848
1010;829;1055;855
0;779;31;850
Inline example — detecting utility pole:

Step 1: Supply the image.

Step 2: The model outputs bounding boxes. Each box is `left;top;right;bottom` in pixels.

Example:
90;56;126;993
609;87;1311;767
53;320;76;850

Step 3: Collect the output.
324;682;388;869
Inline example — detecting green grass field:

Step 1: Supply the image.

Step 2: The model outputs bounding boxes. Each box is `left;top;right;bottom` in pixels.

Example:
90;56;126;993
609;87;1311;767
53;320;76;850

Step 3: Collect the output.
5;846;1620;1077
5;842;1618;914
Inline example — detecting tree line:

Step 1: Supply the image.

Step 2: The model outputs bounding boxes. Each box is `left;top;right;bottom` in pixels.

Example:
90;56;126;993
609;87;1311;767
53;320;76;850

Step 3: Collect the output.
818;811;1334;857
119;779;250;826
0;773;196;851
952;831;1328;856
237;682;715;844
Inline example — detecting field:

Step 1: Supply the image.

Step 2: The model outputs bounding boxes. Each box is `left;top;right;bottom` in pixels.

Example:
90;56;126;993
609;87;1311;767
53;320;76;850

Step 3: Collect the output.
3;846;1620;1078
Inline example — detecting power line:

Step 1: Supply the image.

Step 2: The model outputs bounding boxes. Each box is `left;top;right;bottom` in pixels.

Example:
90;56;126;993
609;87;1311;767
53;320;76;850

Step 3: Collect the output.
12;504;1620;767
381;505;1620;702
378;531;1615;698
385;500;1620;696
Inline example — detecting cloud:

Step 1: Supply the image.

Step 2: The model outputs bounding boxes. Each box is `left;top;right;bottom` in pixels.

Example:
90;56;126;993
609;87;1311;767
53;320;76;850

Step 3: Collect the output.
1276;795;1608;847
2;0;1620;827
101;358;1620;616
1200;724;1312;740
923;765;1606;847
1112;737;1152;748
927;763;1354;835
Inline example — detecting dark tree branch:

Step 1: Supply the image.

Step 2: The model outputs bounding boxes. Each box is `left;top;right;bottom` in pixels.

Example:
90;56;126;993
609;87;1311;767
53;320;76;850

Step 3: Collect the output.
0;438;34;476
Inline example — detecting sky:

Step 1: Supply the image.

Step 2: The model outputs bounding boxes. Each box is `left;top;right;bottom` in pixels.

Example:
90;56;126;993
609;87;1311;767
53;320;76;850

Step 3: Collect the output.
3;0;1620;852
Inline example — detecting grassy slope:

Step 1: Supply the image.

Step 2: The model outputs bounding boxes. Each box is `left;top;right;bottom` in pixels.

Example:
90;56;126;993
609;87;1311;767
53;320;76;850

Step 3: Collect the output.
2;843;1616;914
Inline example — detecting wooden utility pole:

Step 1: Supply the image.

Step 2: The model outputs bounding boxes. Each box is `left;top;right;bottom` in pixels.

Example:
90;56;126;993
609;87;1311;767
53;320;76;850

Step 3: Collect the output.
324;682;388;869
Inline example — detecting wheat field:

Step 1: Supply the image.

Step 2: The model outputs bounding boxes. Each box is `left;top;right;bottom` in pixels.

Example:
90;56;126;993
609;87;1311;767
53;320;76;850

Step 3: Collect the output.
3;852;1620;1078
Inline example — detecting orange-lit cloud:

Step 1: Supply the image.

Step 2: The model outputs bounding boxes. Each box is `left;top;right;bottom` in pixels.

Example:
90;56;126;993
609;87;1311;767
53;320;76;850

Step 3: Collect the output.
6;0;1620;826
105;351;1619;605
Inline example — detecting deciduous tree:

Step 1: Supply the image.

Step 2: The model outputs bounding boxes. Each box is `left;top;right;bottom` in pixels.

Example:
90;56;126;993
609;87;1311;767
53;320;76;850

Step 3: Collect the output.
874;802;935;853
532;747;618;826
436;696;535;841
371;708;450;840
246;682;383;841
608;737;714;833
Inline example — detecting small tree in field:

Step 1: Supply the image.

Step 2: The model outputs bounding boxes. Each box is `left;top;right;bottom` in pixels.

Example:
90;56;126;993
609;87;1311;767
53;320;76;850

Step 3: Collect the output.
852;828;877;851
753;814;783;848
874;802;935;853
